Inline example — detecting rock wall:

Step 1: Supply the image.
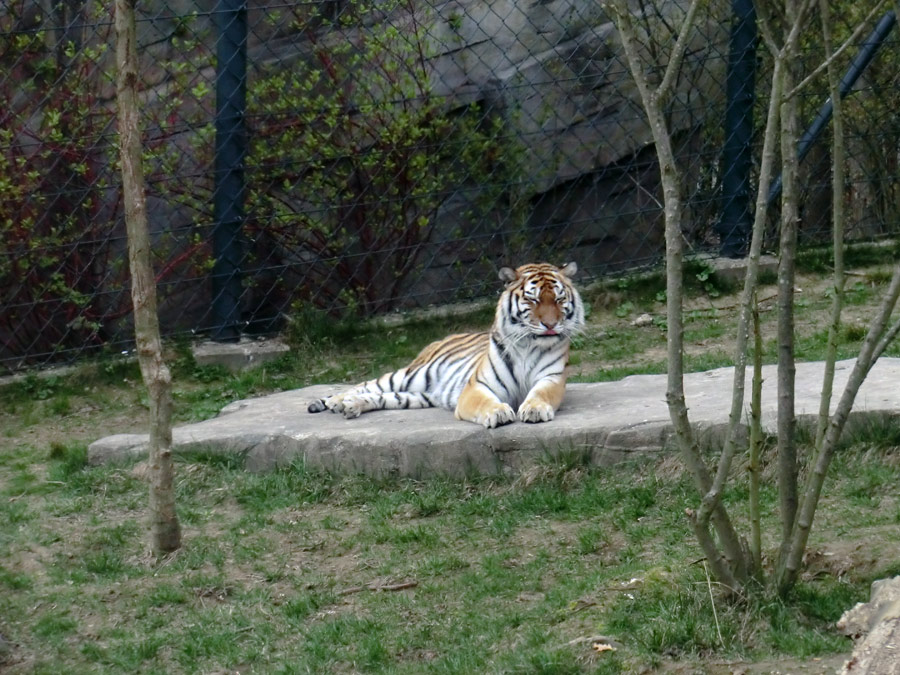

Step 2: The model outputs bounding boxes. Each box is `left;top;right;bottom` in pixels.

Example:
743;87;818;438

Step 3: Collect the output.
410;0;730;302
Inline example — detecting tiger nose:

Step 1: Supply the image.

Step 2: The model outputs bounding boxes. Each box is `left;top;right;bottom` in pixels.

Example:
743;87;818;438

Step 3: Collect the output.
541;320;557;330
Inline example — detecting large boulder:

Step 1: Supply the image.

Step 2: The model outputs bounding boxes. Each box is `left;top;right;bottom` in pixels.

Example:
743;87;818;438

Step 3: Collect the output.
398;0;729;301
838;576;900;674
426;0;729;191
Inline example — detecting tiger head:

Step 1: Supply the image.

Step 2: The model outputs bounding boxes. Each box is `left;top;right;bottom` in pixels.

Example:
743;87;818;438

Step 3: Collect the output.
496;262;585;345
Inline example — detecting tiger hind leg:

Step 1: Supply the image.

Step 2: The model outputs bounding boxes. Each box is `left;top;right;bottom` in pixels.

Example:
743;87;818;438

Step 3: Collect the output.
308;391;433;419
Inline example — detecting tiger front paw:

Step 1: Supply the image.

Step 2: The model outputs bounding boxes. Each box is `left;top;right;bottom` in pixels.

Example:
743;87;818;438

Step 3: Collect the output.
477;403;516;429
517;398;555;423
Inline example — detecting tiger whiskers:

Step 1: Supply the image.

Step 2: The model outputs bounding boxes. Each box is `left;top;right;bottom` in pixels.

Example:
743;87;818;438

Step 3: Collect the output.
492;328;532;352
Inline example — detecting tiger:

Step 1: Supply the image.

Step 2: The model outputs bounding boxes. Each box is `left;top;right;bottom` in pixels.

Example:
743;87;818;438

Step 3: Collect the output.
307;262;585;428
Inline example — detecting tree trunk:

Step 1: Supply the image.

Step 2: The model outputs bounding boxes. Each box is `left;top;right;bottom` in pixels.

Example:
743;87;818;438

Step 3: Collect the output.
813;0;846;453
775;42;799;557
613;0;894;597
611;0;748;587
115;0;181;555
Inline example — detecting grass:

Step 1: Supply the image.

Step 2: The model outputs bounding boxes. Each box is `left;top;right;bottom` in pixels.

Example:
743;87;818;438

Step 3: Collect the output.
2;442;899;673
2;253;900;672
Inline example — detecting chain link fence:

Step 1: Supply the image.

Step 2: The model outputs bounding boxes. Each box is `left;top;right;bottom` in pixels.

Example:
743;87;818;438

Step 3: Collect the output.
2;0;899;372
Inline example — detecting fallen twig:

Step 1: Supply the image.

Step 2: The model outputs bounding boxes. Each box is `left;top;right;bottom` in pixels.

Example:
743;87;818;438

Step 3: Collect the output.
568;599;597;613
339;580;418;595
711;291;779;312
703;560;725;649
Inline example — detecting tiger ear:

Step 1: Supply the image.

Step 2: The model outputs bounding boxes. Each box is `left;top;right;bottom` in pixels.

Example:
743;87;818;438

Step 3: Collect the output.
559;262;578;277
498;267;518;284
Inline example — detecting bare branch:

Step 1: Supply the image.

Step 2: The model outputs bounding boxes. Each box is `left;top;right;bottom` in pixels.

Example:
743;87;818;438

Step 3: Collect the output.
775;0;896;594
694;55;785;530
754;0;782;57
748;295;764;576
776;24;801;553
658;0;706;101
869;313;900;365
608;0;656;106
778;265;900;591
783;0;818;56
612;0;747;582
814;0;847;450
625;165;664;209
786;0;888;99
339;580;418;595
686;510;740;592
756;0;817;58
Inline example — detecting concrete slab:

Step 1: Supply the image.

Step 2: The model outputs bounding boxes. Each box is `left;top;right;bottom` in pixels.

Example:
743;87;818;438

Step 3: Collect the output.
191;338;290;372
88;358;900;478
708;254;779;284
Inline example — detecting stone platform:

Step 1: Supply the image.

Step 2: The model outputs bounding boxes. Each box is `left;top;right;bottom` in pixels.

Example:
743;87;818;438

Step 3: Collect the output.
88;358;900;478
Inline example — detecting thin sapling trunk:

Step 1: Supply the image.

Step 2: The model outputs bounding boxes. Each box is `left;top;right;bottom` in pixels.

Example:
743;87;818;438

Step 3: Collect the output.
115;0;181;555
609;0;748;586
813;0;846;451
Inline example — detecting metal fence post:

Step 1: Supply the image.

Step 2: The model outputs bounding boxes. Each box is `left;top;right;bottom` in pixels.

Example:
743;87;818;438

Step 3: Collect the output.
211;0;248;342
716;0;757;258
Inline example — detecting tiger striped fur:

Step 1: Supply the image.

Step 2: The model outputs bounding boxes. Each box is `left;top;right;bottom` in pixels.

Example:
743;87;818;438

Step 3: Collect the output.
307;262;585;428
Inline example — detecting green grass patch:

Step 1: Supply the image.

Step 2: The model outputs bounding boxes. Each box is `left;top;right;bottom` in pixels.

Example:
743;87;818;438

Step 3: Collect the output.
795;241;900;273
4;437;895;672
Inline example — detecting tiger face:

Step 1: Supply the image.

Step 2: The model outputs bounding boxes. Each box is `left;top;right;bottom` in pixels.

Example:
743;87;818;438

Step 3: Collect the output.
498;262;584;344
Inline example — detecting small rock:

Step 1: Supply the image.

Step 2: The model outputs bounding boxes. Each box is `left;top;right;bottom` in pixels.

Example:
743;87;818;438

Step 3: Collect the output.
631;313;653;327
838;576;900;638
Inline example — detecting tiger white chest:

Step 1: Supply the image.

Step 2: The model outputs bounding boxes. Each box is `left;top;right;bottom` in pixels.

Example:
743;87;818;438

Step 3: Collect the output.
491;334;569;409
